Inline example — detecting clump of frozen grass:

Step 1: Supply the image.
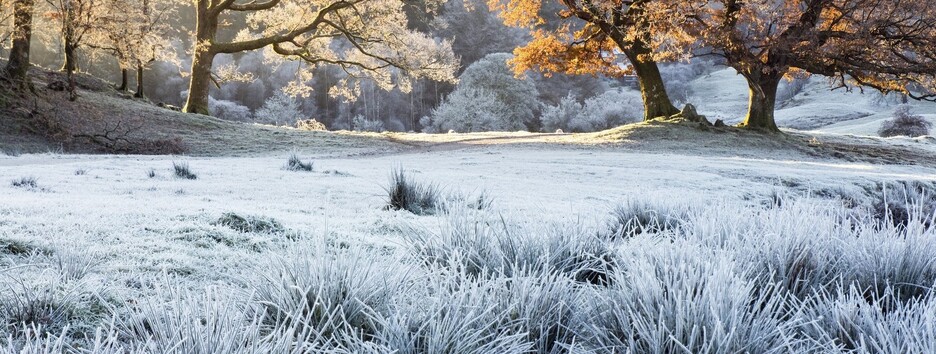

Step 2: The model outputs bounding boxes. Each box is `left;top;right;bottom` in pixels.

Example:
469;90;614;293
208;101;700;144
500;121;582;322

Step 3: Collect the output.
490;273;584;353
0;325;67;354
870;180;936;230
285;153;313;172
363;274;532;354
1;239;40;257
117;284;291;353
10;177;38;190
403;211;615;284
172;162;197;180
47;246;102;283
801;286;936;353
585;247;799;353
384;167;443;215
605;199;691;239
0;276;89;338
248;245;411;349
213;212;284;234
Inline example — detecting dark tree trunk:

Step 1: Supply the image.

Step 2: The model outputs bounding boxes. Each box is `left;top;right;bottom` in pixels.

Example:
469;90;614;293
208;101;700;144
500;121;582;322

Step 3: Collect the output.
117;68;129;91
182;2;217;115
61;43;77;73
739;70;782;132
134;65;145;98
621;42;680;121
5;0;34;88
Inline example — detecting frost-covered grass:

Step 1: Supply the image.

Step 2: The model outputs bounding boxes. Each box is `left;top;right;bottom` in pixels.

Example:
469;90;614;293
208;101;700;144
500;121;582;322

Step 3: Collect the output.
1;148;936;352
2;197;935;352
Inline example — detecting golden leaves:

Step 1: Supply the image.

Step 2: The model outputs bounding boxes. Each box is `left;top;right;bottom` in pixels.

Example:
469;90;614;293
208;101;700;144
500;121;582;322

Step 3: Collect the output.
510;29;625;78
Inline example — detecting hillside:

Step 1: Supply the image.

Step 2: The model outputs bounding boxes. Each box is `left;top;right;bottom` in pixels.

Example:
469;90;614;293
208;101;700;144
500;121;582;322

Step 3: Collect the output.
0;68;404;157
688;67;936;134
2;66;935;169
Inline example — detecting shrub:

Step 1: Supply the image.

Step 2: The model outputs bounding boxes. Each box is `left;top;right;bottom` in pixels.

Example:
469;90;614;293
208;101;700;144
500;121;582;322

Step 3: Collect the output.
214;213;284;234
541;89;643;132
384;168;442;215
295;119;327;131
11;177;38;190
172;162;197;180
352;115;385;133
208;98;252;122
424;53;541;133
254;92;303;126
285;153;313;172
879;104;932;137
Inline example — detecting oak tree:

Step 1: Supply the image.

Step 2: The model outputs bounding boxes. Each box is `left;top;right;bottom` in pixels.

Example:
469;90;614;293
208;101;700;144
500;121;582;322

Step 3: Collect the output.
181;0;458;116
664;0;936;131
489;0;682;120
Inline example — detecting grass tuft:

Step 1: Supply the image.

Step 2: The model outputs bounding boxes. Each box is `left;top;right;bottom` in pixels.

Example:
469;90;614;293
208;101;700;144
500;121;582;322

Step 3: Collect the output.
605;199;690;239
10;177;38;190
172;162;197;180
214;212;285;234
285;153;314;172
384;167;443;215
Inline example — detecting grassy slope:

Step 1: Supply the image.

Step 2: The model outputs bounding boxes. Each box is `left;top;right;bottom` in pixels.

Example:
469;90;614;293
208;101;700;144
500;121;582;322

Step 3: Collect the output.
2;66;935;169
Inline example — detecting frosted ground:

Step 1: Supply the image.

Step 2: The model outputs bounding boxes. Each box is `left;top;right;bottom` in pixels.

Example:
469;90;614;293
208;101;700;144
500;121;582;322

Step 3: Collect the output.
2;132;936;352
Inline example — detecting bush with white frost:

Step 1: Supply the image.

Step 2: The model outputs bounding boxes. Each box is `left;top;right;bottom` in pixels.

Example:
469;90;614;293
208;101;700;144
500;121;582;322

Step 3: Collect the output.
207;97;253;122
879;104;932;137
254;92;303;126
424;53;541;133
352;115;385;133
541;88;643;132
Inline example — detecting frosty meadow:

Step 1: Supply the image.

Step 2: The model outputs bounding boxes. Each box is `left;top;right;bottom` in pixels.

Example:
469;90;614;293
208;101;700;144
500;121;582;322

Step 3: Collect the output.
2;0;936;352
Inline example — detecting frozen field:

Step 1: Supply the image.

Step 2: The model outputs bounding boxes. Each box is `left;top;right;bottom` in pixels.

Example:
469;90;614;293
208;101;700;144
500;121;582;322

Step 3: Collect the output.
2;141;936;352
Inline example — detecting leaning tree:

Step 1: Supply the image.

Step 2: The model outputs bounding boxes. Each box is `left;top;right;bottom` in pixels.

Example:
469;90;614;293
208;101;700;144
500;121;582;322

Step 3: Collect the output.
663;0;936;131
181;0;458;116
489;0;683;120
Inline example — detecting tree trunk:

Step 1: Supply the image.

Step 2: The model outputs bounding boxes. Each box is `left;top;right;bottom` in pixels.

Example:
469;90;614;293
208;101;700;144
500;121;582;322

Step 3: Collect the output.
5;0;33;88
63;42;77;101
740;71;782;132
117;68;129;91
621;43;679;121
134;65;145;98
61;43;77;73
182;3;217;115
